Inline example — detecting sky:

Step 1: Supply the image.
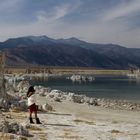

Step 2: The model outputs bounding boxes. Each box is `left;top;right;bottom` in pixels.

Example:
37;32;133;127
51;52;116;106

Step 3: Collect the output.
0;0;140;48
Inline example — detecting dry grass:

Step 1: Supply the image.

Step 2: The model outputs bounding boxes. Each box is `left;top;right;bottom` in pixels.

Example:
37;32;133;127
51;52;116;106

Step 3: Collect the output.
9;111;27;120
18;136;28;140
38;134;47;140
112;120;119;124
58;132;81;140
110;130;122;134
27;126;46;139
63;128;74;132
58;135;80;139
9;107;23;113
58;128;82;139
73;119;95;125
27;125;42;131
0;133;11;140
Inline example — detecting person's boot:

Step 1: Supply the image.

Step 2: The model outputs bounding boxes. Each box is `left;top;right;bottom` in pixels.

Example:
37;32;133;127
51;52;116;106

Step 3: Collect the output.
29;117;34;124
36;118;42;124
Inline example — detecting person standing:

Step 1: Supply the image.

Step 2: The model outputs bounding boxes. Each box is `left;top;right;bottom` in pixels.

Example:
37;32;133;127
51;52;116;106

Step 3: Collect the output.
27;86;42;124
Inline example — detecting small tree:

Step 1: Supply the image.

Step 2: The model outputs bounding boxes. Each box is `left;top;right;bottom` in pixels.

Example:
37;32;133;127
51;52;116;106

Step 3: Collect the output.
0;52;8;108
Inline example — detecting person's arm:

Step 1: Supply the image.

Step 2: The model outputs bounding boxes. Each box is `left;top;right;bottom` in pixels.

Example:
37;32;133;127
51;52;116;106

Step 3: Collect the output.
27;92;34;97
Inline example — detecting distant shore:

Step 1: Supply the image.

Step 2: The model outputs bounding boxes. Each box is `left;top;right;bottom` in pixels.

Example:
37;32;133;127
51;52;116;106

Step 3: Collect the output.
5;66;129;76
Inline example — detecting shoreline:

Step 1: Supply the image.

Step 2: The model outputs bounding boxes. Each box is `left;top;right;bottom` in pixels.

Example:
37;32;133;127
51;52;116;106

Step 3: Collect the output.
16;79;140;111
0;81;140;139
28;74;140;104
28;83;140;111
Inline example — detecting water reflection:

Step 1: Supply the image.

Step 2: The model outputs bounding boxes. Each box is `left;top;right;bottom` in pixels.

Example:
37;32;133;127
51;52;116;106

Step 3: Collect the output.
30;76;140;102
128;77;140;85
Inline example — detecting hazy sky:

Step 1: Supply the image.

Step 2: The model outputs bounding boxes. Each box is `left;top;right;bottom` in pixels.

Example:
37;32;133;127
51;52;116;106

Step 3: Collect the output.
0;0;140;47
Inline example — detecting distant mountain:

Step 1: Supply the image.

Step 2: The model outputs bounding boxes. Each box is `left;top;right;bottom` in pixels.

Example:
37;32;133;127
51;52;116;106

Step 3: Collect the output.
0;35;140;69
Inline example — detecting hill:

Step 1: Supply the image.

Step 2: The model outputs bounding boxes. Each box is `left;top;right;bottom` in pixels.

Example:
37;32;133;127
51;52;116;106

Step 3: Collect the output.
0;36;140;69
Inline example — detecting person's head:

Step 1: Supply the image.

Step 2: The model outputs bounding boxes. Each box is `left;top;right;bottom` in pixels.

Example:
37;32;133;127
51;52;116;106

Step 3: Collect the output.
27;86;35;97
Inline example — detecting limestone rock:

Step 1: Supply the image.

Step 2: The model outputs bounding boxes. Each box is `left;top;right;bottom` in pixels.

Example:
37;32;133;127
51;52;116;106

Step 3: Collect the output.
42;103;53;111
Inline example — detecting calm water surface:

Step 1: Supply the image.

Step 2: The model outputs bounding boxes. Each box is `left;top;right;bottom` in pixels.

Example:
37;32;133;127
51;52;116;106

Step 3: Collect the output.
30;76;140;102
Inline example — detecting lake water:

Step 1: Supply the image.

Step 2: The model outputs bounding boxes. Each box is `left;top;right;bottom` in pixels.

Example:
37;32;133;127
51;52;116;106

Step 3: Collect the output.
30;76;140;103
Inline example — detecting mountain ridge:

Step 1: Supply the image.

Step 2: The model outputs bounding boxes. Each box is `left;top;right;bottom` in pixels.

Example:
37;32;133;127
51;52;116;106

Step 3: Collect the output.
0;35;140;69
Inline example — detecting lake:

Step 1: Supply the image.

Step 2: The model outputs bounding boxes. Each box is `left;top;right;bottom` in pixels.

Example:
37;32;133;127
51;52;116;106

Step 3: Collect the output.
30;75;140;103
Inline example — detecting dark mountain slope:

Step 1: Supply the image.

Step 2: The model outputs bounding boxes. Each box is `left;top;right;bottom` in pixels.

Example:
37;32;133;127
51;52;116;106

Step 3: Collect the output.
0;35;140;69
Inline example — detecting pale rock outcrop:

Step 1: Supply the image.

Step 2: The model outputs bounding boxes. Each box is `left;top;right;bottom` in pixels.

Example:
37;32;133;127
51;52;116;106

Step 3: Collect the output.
42;103;53;111
0;114;29;136
72;95;86;103
66;92;75;101
16;81;30;92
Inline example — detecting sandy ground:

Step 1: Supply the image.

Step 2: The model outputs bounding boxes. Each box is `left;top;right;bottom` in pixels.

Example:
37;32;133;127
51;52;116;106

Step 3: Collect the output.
7;99;140;140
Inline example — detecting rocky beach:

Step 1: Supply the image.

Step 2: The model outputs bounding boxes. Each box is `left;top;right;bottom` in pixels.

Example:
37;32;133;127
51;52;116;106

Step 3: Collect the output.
0;80;139;140
1;0;140;139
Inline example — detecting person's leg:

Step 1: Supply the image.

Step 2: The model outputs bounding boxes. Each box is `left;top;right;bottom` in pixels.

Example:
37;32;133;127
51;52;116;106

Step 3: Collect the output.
34;111;42;124
34;111;38;119
29;112;34;124
29;112;32;118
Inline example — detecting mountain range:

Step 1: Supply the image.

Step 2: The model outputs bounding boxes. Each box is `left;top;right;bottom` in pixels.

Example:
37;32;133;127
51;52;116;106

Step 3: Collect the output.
0;35;140;69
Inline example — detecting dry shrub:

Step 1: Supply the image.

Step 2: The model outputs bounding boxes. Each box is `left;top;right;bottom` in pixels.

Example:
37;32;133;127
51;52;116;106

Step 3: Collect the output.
74;119;95;125
110;130;122;134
